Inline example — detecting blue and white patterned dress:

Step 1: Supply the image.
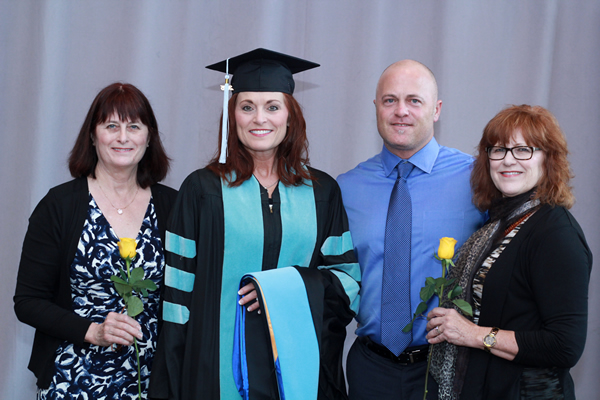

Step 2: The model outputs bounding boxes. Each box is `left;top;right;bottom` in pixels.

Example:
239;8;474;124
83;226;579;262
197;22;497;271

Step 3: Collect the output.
38;194;164;400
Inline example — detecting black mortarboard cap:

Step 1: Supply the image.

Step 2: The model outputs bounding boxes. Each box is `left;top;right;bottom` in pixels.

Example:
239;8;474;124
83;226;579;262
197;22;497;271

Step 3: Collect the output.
205;48;319;94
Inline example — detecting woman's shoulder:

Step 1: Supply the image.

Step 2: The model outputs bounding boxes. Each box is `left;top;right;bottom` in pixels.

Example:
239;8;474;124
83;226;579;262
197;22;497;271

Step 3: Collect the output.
47;177;87;194
151;182;178;199
150;183;179;219
178;167;222;197
307;166;336;184
531;205;583;231
40;178;88;206
526;204;590;253
27;178;88;229
307;166;342;200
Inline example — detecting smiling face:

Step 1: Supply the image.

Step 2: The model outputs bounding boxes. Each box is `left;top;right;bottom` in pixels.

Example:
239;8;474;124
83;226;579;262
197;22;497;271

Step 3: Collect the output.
93;113;149;173
374;60;442;159
234;91;289;159
489;129;545;197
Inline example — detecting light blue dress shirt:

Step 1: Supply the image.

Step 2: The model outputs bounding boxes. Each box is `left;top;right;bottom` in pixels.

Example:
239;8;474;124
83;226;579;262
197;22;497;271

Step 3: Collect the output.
338;138;486;348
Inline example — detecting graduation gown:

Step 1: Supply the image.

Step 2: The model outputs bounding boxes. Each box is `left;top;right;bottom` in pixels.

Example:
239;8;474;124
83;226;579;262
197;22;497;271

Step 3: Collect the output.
149;167;361;400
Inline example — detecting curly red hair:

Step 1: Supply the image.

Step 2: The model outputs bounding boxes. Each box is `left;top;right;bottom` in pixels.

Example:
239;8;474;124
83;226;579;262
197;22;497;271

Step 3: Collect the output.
472;105;574;210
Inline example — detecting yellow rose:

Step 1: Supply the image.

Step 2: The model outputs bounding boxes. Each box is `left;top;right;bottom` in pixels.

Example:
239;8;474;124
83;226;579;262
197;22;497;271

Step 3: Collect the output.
118;238;137;260
437;237;457;260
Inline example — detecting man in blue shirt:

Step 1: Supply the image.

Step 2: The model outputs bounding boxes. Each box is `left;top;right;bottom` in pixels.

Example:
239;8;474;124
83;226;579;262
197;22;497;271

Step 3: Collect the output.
338;59;486;399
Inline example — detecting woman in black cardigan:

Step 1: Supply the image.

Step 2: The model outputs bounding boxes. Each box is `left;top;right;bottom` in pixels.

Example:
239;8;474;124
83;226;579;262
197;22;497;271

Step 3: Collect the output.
14;83;177;399
426;105;592;399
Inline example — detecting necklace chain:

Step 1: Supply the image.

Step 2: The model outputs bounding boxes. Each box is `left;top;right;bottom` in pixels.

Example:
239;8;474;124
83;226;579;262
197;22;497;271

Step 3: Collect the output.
253;174;279;190
97;181;139;215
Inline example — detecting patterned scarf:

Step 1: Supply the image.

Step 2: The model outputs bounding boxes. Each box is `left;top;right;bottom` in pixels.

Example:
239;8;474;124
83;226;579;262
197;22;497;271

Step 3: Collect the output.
430;190;540;399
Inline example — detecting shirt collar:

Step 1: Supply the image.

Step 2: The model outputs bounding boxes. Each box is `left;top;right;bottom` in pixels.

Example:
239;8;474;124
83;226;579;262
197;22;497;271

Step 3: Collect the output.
381;137;441;177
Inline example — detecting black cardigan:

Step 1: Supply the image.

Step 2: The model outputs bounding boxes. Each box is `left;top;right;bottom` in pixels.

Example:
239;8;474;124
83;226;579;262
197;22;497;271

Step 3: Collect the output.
13;177;177;388
461;205;592;399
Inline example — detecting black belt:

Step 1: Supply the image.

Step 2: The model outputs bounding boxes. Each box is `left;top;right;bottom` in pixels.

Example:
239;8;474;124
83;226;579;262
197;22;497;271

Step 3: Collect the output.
360;336;430;364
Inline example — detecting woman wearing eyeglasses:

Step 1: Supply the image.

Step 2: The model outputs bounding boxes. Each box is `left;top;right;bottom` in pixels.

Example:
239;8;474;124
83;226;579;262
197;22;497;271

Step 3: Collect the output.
425;105;592;399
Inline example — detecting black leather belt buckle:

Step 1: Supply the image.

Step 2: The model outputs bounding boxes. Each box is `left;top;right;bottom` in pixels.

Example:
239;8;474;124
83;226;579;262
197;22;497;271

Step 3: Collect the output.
402;347;429;364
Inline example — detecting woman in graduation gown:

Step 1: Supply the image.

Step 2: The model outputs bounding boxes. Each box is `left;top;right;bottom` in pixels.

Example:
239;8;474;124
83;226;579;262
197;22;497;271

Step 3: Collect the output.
149;49;361;400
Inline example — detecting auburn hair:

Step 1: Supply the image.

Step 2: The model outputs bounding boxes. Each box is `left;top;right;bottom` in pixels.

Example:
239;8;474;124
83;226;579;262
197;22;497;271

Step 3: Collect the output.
68;82;170;188
471;104;574;210
207;92;313;186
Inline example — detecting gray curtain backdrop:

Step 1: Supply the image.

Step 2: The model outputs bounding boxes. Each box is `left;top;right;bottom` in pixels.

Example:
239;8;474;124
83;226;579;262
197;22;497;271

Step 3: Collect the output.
1;1;598;398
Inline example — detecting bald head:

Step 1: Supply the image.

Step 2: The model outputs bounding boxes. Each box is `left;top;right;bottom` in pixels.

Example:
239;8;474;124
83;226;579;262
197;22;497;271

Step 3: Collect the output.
376;60;439;101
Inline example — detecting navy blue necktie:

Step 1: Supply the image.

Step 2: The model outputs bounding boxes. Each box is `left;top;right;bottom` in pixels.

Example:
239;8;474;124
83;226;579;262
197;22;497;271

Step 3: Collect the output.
381;161;414;356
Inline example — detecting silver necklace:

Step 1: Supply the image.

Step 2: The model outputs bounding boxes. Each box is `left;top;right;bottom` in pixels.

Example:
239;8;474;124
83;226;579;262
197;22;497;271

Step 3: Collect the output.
254;174;279;190
97;182;139;215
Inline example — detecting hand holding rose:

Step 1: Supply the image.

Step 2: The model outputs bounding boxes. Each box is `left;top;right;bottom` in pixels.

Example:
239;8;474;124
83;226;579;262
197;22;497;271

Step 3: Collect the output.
85;311;143;347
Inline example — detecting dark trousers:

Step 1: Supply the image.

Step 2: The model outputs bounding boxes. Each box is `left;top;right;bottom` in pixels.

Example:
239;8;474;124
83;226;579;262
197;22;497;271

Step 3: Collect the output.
346;337;438;400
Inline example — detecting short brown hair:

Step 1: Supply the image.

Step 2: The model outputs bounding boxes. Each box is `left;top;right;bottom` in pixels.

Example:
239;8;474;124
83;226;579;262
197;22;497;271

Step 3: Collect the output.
68;82;170;188
472;104;574;210
207;92;313;186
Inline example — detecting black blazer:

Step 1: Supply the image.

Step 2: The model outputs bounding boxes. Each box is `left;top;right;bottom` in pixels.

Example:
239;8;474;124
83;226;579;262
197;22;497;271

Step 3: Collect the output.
13;177;177;388
461;205;592;399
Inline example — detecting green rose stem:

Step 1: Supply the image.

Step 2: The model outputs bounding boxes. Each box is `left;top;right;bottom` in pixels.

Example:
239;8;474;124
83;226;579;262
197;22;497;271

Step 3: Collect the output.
124;257;143;400
422;257;450;400
113;238;157;399
403;238;471;400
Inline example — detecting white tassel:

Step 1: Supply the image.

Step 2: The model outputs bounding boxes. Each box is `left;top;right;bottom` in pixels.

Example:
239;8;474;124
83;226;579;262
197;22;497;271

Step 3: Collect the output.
219;59;232;164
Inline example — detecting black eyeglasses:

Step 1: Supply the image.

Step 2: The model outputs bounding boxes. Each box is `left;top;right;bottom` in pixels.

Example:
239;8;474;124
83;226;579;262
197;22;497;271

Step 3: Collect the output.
485;146;542;161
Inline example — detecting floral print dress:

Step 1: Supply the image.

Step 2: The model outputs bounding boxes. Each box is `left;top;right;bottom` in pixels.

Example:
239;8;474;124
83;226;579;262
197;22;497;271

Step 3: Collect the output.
38;194;164;400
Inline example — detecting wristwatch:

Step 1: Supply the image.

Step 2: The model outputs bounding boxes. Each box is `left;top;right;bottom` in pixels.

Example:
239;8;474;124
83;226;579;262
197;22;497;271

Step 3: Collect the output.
483;327;499;352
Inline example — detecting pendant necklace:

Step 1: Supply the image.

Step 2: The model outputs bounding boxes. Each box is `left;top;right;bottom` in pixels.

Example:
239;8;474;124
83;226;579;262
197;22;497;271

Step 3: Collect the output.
97;181;139;215
254;174;279;190
253;174;278;213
